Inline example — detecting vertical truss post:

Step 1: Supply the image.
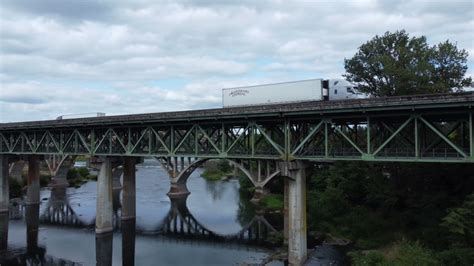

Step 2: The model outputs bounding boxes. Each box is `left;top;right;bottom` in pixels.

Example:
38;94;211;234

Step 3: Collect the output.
127;128;131;154
470;112;473;158
195;125;198;156
170;126;175;155
90;129;95;156
148;128;152;155
415;115;419;158
324;121;329;158
285;119;290;161
221;124;226;155
251;123;255;157
366;117;371;154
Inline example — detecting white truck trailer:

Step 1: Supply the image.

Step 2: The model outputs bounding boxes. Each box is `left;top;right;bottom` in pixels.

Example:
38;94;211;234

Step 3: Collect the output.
222;78;363;107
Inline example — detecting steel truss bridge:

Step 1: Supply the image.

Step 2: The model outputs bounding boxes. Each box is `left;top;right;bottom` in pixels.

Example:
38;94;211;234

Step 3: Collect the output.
1;92;473;163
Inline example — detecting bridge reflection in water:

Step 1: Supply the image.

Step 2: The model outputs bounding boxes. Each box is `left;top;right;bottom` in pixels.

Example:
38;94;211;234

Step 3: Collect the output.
0;185;279;265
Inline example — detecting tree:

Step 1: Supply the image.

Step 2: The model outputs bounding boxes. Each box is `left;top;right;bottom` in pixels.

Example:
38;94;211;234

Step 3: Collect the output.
344;30;471;97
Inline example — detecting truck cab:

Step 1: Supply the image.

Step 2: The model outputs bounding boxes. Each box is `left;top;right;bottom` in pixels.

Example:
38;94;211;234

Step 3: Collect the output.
328;79;366;100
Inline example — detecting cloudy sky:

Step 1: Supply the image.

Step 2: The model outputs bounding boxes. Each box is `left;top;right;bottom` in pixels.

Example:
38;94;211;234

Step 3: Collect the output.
0;0;473;122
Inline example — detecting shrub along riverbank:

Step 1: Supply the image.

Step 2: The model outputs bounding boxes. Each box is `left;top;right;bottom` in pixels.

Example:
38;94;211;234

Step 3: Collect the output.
237;161;474;265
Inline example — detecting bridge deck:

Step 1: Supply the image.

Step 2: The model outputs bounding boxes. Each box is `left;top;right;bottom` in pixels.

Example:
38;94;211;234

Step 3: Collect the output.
1;92;473;130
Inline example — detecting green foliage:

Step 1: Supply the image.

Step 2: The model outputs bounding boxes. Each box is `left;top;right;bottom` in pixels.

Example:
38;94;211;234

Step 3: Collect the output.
39;174;51;187
260;194;283;211
217;160;232;173
201;160;233;181
76;167;90;178
437;248;474;266
201;169;225;181
8;177;24;198
393;241;439;266
350;241;440;266
67;168;78;179
440;193;474;246
67;167;90;179
344;30;471;96
349;251;385;266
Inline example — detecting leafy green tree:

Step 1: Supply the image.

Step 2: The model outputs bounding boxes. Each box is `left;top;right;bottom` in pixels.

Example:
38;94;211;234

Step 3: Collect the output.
441;193;474;247
344;30;471;96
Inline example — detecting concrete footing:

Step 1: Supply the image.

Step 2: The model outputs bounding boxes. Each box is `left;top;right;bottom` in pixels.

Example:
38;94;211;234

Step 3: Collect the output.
0;155;9;213
121;157;136;220
167;182;190;197
96;157;114;234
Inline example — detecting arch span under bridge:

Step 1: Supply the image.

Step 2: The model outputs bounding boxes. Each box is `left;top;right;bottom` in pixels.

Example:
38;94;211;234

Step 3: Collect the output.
1;92;473;265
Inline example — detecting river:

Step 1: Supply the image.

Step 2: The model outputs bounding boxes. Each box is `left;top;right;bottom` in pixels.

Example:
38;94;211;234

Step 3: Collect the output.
0;159;345;265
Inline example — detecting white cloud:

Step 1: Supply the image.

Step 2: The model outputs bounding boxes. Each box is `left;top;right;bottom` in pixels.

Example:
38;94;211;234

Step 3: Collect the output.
0;0;473;122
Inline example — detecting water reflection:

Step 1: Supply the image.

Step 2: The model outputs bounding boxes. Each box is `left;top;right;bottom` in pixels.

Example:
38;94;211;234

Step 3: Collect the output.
96;232;113;266
122;219;135;266
3;164;280;265
160;194;278;245
0;211;7;250
25;204;39;254
41;187;85;227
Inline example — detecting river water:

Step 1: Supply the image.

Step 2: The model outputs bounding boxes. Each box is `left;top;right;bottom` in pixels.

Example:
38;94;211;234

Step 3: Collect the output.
0;159;345;265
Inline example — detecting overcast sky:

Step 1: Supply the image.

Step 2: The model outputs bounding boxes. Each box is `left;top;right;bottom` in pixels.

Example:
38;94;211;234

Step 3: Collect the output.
0;0;473;122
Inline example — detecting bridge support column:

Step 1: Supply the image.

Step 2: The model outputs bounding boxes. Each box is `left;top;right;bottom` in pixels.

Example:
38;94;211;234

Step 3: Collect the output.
122;157;136;221
112;167;123;191
122;219;136;266
0;155;9;213
25;203;39;253
26;156;40;205
96;157;114;234
0;211;8;250
281;161;308;266
96;232;113;266
283;178;289;245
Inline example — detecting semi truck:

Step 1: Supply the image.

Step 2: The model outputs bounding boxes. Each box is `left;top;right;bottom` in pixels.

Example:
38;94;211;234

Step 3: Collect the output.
222;78;365;107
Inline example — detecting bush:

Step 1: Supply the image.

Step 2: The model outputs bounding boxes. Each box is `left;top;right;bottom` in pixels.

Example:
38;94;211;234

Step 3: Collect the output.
437;248;474;266
67;168;78;179
350;251;385;266
201;169;224;181
76;167;90;178
260;194;283;211
9;177;24;198
393;241;440;266
350;241;441;266
39;174;51;187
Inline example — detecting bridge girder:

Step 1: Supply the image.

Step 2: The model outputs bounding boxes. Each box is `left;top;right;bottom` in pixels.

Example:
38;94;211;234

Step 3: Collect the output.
0;111;472;163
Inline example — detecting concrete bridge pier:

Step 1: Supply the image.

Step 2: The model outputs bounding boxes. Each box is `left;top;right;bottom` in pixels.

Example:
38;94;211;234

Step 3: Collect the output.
46;155;76;187
280;161;308;266
26;156;41;205
0;155;9;213
112;166;123;191
0;211;8;250
96;231;113;266
121;218;136;266
25;203;40;253
121;157;137;221
96;157;114;234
